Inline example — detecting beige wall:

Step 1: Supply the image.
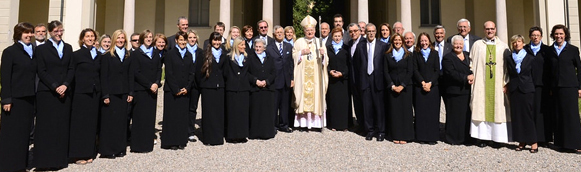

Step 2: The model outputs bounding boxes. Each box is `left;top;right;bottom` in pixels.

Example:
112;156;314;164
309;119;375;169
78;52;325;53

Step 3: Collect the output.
95;0;124;36
134;0;157;34
18;0;49;25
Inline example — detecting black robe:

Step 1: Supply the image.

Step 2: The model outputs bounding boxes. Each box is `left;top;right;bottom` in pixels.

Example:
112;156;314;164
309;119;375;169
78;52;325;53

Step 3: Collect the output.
326;44;350;130
385;51;414;141
412;50;441;142
248;52;277;139
506;50;536;143
224;54;252;140
441;52;472;144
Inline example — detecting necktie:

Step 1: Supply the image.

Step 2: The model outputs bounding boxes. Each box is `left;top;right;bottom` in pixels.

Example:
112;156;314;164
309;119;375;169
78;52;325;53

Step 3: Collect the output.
367;42;374;75
438;43;443;70
279;43;283;56
463;37;469;52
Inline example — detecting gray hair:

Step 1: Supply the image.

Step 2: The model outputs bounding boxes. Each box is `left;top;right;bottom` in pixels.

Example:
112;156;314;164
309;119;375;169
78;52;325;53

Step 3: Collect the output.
434;25;446;34
404;31;416;39
358;21;367;25
393;21;403;27
457;18;470;28
254;38;266;46
177;16;188;25
348;23;360;30
321;22;329;27
273;25;283;31
257;20;268;27
451;35;464;44
365;23;376;29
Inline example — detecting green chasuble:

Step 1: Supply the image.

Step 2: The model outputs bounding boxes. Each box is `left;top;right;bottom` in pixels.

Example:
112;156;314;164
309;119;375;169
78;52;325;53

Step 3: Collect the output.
485;44;496;122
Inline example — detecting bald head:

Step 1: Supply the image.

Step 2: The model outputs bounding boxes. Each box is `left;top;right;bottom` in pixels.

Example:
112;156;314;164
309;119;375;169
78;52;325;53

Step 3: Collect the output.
393;22;404;35
321;22;330;38
483;21;496;39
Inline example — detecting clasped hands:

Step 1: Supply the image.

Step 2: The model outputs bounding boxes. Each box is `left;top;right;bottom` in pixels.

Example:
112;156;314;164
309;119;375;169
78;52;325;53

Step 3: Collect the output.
330;70;343;78
256;80;267;88
421;81;432;92
391;85;404;93
467;74;475;85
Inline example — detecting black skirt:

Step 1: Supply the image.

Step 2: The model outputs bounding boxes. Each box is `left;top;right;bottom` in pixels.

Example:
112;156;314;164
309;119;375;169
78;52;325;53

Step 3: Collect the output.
69;92;100;159
249;90;276;139
386;87;414;141
33;91;71;169
201;88;225;145
161;91;189;148
553;87;581;149
0;96;34;172
326;78;350;130
444;94;471;144
98;94;128;155
131;90;157;152
413;86;441;142
225;91;250;139
510;90;537;143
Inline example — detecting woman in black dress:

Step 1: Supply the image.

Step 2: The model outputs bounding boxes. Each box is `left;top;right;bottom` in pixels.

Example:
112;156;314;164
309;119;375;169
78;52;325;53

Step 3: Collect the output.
546;24;581;154
248;39;276;139
161;31;194;150
442;35;473;145
524;26;550;145
385;34;414;144
186;29;203;142
33;20;74;170
412;33;441;145
242;25;254;53
224;37;251;143
130;30;162;152
196;32;227;145
326;27;350;131
69;28;101;164
99;29;134;158
0;22;36;172
506;35;538;153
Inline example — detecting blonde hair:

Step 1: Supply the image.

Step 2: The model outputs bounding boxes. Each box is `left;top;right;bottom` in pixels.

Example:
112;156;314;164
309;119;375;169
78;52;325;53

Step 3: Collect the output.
228;37;248;60
109;29;129;57
510;34;525;51
187;29;199;46
225;26;241;51
284;26;296;42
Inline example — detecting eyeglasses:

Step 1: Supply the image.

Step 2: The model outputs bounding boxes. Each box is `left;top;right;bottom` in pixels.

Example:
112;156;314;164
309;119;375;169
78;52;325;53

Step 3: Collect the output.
259;26;268;29
131;39;139;42
52;29;65;33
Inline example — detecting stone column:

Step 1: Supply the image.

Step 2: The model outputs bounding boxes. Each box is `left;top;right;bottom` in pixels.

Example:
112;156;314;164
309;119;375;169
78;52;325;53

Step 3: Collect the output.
123;0;135;35
496;0;508;43
0;0;20;54
358;0;368;23
263;0;273;37
220;0;231;36
400;0;412;32
63;0;95;50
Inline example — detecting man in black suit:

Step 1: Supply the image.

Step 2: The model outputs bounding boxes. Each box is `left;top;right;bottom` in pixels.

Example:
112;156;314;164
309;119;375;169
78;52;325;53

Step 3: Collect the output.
203;22;226;49
446;18;481;53
354;23;387;141
333;14;350;43
167;16;189;50
252;20;275;47
33;23;47;46
433;25;452;131
321;22;332;46
268;25;294;133
347;23;365;132
358;21;367;39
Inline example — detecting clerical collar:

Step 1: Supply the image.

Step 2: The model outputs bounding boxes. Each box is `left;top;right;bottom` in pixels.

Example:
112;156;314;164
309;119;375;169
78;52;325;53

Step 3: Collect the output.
484;37;496;44
36;40;45;46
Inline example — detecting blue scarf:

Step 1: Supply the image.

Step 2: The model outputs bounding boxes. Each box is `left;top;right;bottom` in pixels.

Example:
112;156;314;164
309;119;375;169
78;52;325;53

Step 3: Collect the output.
246;39;253;49
421;48;431;62
530;41;541;56
332;40;343;55
176;45;187;59
98;47;107;54
115;46;126;62
187;44;197;63
235;54;245;67
284;38;294;46
18;41;33;58
230;39;234;47
84;45;97;59
380;37;390;44
554;41;567;56
392;48;404;62
512;49;527;73
212;47;222;63
256;51;266;64
140;44;153;59
51;38;64;59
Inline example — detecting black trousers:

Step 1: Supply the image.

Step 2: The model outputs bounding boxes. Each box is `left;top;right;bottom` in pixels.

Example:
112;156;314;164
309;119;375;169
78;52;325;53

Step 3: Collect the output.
130;90;157;152
444;94;471;144
275;87;292;129
161;92;189;147
188;88;200;137
360;74;385;135
69;92;100;159
554;87;581;150
99;94;128;155
0;96;34;172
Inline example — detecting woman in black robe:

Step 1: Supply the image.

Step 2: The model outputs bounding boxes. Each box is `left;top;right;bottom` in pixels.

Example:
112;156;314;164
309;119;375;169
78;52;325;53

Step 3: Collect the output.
33;20;74;170
546;24;581;154
0;22;36;172
224;37;252;143
412;33;441;144
248;39;277;139
69;28;101;164
130;30;162;152
442;35;473;145
161;32;194;150
195;32;227;145
506;34;538;153
326;27;350;131
99;29;134;159
186;30;203;142
384;34;414;144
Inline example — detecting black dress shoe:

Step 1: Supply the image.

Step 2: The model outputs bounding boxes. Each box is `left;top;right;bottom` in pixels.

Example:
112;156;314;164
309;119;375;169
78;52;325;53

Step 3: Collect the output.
178;145;186;150
116;152;126;157
365;133;373;141
477;142;487;148
188;135;197;142
377;134;385;142
99;154;116;159
427;141;437;145
279;127;293;133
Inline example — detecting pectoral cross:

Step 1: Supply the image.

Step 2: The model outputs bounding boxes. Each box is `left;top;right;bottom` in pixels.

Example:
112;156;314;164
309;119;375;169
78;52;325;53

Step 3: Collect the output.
486;61;496;78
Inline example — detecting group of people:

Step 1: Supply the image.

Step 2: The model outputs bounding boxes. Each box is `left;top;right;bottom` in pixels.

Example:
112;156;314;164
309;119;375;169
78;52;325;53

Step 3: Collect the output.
0;13;580;172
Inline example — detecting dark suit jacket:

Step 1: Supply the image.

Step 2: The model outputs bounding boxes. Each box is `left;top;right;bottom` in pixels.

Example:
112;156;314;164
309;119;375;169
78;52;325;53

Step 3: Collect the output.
327;44;350;82
195;48;227;89
72;46;101;93
524;43;550;87
385;51;414;88
163;48;195;95
100;49;134;99
343;29;350;43
266;41;293;89
348;36;365;85
446;33;481;51
354;40;387;91
441;52;472;95
190;47;204;89
35;40;74;92
131;47;162;92
324;36;332;47
433;41;452;59
1;43;37;104
413;50;440;86
245;39;254;53
247;52;276;91
546;43;581;89
506;51;535;93
224;54;252;91
167;35;176;51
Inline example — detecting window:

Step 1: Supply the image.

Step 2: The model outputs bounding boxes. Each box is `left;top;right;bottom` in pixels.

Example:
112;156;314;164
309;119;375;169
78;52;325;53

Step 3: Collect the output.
189;0;210;27
420;0;441;26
